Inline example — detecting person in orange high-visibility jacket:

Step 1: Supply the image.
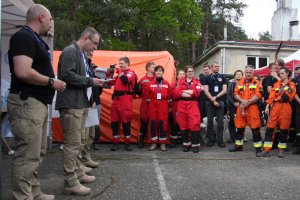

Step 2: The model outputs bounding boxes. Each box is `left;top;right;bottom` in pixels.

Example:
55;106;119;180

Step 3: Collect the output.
169;70;186;147
147;65;172;151
108;57;137;152
136;62;156;148
229;65;263;156
259;67;296;158
173;66;202;153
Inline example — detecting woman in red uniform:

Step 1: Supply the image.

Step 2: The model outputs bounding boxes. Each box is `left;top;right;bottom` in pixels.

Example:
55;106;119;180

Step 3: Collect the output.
169;70;185;147
173;66;202;153
147;65;172;151
260;67;296;158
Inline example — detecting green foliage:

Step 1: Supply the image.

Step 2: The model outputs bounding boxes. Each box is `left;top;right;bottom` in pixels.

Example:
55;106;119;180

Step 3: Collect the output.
258;31;272;41
35;0;247;66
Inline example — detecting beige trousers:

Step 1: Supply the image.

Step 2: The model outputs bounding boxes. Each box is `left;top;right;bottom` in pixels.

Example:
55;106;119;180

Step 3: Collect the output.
60;108;87;187
7;94;48;200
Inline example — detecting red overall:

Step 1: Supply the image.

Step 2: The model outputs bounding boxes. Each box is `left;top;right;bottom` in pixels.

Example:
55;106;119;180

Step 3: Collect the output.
173;77;201;148
170;80;180;140
109;68;137;143
147;79;172;144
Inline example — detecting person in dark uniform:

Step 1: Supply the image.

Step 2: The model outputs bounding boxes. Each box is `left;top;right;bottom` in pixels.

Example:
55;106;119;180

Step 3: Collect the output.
292;66;300;155
203;62;228;147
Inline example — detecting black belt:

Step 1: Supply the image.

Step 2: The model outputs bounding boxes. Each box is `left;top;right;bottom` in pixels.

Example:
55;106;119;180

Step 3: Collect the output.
113;91;133;97
179;98;197;101
11;90;33;100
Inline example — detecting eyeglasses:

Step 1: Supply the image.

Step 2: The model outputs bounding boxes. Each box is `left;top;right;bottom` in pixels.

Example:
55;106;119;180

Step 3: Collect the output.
279;72;285;75
187;71;194;73
88;37;99;47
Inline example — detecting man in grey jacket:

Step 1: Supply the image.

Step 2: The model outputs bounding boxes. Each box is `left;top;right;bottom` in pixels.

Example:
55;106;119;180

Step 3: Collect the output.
56;27;103;196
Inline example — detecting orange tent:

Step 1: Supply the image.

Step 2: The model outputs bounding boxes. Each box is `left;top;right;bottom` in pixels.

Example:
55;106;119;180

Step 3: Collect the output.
52;50;176;143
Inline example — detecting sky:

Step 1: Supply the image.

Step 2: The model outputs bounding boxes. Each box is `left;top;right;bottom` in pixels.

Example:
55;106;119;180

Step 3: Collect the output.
240;0;300;39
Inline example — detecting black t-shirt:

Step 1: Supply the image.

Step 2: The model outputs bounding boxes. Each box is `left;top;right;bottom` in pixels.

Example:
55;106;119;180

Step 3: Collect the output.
203;73;227;101
292;76;300;96
262;75;278;100
9;26;55;105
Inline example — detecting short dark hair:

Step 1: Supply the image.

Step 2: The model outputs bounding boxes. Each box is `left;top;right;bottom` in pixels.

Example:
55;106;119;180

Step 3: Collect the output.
245;65;254;69
184;65;194;73
268;63;275;69
233;69;244;77
280;67;291;77
203;63;211;69
154;65;164;72
119;57;130;65
295;65;300;71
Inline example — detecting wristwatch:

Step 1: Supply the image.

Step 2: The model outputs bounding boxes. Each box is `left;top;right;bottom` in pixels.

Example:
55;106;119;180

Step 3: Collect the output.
48;77;54;87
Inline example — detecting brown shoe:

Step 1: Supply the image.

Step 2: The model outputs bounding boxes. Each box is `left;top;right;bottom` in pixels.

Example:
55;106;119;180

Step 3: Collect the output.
35;194;55;200
83;160;99;168
82;166;92;174
63;184;91;196
79;174;96;184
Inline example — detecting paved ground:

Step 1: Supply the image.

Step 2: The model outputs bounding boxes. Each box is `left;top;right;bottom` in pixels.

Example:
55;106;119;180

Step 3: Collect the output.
1;135;300;200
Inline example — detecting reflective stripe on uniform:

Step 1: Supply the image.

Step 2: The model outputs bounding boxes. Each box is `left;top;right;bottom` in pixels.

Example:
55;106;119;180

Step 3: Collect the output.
151;136;158;141
170;135;178;139
159;137;167;141
113;135;120;139
125;135;131;139
183;142;191;146
278;142;287;149
192;143;200;147
263;141;273;148
235;140;243;146
253;141;262;148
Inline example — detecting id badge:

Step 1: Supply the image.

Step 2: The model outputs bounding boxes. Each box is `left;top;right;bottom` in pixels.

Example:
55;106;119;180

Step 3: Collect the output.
214;86;219;93
157;93;162;100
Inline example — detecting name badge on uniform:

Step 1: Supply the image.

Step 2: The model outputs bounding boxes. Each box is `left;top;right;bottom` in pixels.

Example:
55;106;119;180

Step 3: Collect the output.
157;93;162;99
214;86;219;93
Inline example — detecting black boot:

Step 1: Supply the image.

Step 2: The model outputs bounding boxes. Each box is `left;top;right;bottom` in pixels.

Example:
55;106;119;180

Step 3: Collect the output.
192;147;200;153
138;136;144;149
255;147;262;157
169;138;177;148
183;146;190;152
125;143;132;151
229;145;243;152
111;143;118;151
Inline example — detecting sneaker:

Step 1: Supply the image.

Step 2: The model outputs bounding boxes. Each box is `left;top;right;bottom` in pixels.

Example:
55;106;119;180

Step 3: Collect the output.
278;149;285;158
82;166;92;174
79;174;96;184
160;144;167;151
125;143;132;151
35;194;55;200
92;143;100;150
228;145;243;152
63;184;91;196
148;143;157;151
111;143;119;151
83;160;99;168
255;148;262;157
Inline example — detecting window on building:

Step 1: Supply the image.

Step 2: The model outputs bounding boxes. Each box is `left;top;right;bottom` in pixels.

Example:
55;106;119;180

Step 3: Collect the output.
247;56;269;69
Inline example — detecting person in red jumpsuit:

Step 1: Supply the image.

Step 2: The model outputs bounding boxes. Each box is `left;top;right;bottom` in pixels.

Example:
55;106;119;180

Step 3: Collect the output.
108;57;137;151
259;67;296;158
169;70;186;147
173;66;202;153
147;65;172;151
229;65;263;156
137;62;156;148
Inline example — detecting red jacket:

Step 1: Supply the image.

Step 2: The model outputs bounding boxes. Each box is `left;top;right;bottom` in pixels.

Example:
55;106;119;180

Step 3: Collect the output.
173;77;201;99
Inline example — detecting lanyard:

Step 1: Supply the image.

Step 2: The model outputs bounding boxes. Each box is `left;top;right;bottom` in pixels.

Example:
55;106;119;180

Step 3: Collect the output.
157;81;162;92
82;53;91;77
210;73;220;86
186;79;192;89
23;26;51;60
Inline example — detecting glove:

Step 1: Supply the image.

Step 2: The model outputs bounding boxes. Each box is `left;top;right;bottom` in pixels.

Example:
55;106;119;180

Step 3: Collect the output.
120;75;128;84
281;93;290;103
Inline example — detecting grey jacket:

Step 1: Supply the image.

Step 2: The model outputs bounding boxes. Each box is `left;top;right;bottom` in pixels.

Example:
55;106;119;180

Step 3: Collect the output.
55;41;94;110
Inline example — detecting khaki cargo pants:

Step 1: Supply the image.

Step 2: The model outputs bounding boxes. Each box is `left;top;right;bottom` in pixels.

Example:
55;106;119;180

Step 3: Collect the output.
81;126;95;163
7;94;48;200
59;108;87;187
